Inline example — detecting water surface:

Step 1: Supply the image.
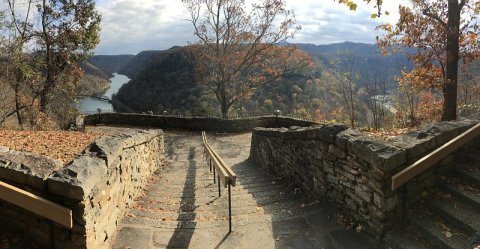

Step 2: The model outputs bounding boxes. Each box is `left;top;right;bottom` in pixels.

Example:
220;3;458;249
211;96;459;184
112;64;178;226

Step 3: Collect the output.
78;73;130;113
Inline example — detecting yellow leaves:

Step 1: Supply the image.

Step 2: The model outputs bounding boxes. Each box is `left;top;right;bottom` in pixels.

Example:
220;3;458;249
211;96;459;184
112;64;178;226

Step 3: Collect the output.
338;0;357;11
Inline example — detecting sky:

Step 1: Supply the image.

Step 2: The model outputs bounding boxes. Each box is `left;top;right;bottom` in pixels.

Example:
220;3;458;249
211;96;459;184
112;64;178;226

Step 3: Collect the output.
94;0;409;55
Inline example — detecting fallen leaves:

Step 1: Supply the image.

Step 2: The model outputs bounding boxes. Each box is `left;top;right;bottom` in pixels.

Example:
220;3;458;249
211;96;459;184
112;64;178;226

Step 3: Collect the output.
0;129;103;164
361;127;416;141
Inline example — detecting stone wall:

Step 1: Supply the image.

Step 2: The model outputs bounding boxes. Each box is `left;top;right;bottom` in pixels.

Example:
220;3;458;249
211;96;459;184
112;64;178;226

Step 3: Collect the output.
82;113;316;132
0;129;164;248
249;118;480;236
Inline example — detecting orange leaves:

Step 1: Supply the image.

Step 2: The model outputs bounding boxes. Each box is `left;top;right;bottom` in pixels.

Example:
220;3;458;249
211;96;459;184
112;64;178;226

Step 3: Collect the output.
398;65;444;90
0;130;103;164
417;91;443;122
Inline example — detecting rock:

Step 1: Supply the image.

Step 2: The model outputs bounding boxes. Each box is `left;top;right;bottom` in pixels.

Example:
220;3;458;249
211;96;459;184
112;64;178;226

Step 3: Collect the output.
315;124;348;143
328;144;346;158
335;128;361;150
347;136;406;171
355;185;372;202
388;131;437;161
0;146;9;153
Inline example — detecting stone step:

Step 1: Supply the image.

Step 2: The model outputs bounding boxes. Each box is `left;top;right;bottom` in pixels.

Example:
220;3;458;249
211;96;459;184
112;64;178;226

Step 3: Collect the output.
131;196;312;214
137;190;300;207
145;183;290;199
149;176;287;190
122;208;315;230
148;171;279;188
126;198;318;222
453;167;480;187
438;181;480;212
138;190;296;207
411;214;470;249
428;192;480;236
384;228;434;249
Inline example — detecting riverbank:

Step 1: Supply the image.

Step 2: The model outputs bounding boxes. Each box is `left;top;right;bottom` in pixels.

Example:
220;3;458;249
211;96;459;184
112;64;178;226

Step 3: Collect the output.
78;73;131;113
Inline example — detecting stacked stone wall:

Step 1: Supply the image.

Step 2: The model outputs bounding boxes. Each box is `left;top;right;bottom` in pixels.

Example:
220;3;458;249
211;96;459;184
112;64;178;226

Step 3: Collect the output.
0;129;164;248
249;119;480;236
83;113;316;132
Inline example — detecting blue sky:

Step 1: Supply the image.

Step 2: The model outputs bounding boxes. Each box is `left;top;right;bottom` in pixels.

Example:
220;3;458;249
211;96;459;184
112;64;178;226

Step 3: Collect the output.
94;0;408;55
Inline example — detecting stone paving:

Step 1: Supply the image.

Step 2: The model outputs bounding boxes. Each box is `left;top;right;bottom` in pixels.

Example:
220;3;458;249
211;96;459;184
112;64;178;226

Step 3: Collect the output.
112;130;385;249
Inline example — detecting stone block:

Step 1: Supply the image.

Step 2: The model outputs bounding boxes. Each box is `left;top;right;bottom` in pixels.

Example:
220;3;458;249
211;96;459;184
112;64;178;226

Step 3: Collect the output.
347;136;406;171
355;185;372;202
328;144;347;158
388;130;437;161
315;124;348;143
335;129;362;150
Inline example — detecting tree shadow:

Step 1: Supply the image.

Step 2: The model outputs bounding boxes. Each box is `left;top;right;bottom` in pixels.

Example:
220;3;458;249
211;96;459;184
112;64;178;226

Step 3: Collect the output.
166;147;197;248
230;159;321;249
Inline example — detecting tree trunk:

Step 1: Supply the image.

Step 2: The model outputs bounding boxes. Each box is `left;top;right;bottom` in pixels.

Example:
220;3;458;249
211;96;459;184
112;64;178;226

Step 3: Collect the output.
441;0;461;121
219;84;228;118
14;90;23;128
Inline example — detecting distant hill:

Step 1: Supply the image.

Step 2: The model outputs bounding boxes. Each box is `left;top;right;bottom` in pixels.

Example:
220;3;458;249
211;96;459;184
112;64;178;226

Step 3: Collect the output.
294;41;414;89
77;61;110;96
117;50;165;78
111;42;416;115
112;47;202;113
76;54;135;96
87;55;135;77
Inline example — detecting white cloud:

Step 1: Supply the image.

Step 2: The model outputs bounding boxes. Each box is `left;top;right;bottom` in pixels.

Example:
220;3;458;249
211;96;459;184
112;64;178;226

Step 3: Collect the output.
95;0;195;54
94;0;410;55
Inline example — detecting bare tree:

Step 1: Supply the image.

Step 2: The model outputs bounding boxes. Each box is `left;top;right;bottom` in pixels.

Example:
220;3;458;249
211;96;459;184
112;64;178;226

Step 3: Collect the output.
183;0;311;117
361;62;389;130
332;50;359;128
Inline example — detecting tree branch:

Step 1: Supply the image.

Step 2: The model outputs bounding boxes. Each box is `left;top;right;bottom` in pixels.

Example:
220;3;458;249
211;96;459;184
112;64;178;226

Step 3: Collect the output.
422;9;447;28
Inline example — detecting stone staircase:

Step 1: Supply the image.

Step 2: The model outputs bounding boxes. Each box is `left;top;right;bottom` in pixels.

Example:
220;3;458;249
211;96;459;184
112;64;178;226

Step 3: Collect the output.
122;161;322;231
386;161;480;249
112;131;328;248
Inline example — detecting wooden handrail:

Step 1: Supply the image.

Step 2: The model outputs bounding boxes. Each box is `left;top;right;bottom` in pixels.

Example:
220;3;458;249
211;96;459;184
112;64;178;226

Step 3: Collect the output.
202;131;237;187
392;122;480;191
0;180;72;228
201;131;236;232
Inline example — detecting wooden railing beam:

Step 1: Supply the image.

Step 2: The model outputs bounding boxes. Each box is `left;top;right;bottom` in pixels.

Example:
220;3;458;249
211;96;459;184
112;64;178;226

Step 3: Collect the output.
392;122;480;190
0;181;72;228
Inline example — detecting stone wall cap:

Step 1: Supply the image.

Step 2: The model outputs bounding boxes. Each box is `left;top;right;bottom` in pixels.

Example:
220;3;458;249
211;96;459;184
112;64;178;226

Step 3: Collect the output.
347;135;406;171
0;151;63;179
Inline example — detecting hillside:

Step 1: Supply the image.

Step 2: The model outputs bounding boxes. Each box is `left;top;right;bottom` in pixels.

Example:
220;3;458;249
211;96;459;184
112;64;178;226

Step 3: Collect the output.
112;42;414;116
117;50;166;78
295;42;414;89
77;62;110;96
87;55;135;77
112;47;202;113
77;55;136;96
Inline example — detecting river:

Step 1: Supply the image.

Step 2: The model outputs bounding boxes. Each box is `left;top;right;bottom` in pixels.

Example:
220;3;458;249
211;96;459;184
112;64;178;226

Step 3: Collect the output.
77;73;130;113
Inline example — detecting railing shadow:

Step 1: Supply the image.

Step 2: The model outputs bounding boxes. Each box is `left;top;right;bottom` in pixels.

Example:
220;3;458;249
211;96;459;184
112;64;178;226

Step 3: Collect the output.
166;147;197;248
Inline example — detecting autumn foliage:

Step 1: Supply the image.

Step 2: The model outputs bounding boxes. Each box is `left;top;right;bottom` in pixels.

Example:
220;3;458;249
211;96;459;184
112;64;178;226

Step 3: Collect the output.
377;0;480;123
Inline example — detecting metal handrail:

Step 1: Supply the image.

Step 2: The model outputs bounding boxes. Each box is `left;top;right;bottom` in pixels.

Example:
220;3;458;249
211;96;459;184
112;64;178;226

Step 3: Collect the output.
0;180;73;248
202;131;236;232
391;122;480;191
